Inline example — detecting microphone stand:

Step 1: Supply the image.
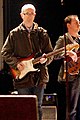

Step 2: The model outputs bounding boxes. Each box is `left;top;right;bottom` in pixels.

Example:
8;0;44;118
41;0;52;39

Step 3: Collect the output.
64;33;70;120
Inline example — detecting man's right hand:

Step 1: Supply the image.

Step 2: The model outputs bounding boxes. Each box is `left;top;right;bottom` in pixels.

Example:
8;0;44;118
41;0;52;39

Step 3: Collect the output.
17;62;25;71
67;50;78;62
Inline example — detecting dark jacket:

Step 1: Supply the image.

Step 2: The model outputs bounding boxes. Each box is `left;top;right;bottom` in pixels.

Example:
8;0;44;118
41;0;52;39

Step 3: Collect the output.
54;33;80;82
1;22;53;88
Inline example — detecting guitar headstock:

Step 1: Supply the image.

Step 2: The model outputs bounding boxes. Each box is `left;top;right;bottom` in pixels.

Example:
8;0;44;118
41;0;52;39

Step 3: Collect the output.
66;43;79;51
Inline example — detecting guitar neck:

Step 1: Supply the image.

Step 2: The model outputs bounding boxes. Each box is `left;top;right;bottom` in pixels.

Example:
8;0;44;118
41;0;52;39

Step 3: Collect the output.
32;47;65;65
32;43;79;65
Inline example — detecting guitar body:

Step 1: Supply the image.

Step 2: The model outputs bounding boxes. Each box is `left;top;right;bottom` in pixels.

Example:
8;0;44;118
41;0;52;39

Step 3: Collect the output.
67;51;80;75
10;54;38;79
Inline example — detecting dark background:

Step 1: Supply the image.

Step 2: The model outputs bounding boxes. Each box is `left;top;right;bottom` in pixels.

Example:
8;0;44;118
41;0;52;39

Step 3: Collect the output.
1;0;80;94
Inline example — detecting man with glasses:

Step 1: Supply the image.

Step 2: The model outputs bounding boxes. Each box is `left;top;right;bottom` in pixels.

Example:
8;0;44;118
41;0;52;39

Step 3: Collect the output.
1;4;53;120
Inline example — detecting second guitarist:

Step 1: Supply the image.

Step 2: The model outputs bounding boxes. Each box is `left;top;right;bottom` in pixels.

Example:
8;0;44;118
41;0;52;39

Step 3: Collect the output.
53;15;80;120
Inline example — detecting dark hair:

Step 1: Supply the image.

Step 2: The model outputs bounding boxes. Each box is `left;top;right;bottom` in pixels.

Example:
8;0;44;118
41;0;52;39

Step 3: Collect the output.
63;15;78;32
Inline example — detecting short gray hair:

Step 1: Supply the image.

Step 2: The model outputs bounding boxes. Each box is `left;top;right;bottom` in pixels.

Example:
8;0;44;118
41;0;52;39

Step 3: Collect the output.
21;4;36;13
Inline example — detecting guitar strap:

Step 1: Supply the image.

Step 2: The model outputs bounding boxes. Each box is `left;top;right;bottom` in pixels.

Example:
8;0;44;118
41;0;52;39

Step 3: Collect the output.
66;33;77;44
66;32;80;51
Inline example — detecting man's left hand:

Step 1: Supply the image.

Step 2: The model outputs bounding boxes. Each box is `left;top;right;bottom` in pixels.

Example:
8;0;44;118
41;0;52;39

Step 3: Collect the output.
40;53;47;64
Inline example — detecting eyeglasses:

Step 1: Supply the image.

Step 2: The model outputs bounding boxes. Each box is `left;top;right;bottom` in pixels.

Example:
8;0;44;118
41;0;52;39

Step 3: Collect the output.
23;12;35;16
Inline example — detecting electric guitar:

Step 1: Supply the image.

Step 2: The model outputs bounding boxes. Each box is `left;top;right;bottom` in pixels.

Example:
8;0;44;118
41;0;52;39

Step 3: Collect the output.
67;51;80;75
10;43;79;79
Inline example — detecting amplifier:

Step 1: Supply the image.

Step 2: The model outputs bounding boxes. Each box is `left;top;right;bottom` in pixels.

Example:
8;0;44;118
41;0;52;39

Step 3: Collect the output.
0;95;38;120
42;106;57;120
42;93;57;120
